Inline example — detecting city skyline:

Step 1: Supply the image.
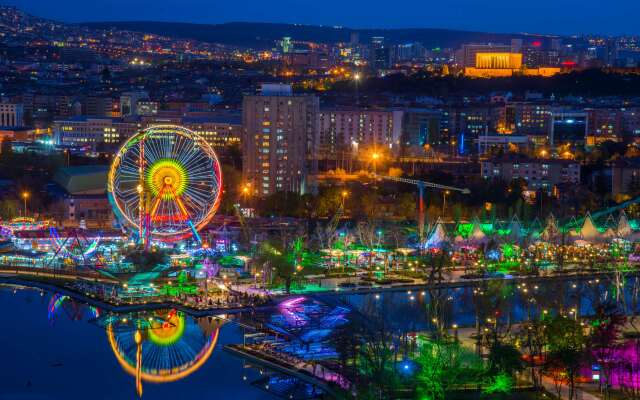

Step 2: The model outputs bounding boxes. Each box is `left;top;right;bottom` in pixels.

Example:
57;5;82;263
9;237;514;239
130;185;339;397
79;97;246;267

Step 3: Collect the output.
5;0;640;36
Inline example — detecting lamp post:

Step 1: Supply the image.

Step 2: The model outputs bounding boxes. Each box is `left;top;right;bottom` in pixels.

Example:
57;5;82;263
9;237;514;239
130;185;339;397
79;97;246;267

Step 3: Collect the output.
442;190;450;217
371;151;380;174
21;191;29;217
353;72;361;106
242;183;250;201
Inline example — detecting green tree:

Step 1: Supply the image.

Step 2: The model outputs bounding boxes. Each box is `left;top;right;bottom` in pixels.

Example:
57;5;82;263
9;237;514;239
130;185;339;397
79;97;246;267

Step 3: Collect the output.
544;315;588;400
482;372;513;398
123;246;169;272
415;338;484;400
256;241;296;293
488;342;524;376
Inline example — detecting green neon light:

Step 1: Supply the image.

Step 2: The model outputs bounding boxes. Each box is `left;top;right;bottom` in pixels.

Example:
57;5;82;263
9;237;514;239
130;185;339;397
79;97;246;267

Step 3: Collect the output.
148;313;186;346
146;158;189;199
483;373;513;395
456;223;473;238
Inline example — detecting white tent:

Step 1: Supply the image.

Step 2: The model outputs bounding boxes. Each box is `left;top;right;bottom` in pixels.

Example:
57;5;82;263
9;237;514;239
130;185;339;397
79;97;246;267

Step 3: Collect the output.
508;215;523;243
618;211;633;238
470;218;487;244
602;227;617;240
425;219;449;249
580;213;601;242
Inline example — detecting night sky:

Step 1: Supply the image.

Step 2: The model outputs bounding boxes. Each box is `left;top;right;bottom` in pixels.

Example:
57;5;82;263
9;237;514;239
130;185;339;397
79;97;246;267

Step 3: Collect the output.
5;0;640;36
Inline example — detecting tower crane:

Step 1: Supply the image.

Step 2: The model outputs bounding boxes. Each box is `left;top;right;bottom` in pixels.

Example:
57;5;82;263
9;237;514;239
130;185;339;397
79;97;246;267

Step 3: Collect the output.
374;174;470;242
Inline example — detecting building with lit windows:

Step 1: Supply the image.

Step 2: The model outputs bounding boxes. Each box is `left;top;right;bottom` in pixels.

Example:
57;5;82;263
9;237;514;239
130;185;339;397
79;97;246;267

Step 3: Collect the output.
181;115;242;149
52;117;138;148
120;91;149;117
316;108;403;162
370;36;390;71
242;84;319;196
481;155;580;193
549;110;588;147
457;44;513;67
586;108;624;145
475;52;523;69
506;102;552;136
459;44;560;78
447;107;501;153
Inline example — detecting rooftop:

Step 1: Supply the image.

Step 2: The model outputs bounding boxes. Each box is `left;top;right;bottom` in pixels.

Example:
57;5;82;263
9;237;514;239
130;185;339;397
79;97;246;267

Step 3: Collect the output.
53;165;109;195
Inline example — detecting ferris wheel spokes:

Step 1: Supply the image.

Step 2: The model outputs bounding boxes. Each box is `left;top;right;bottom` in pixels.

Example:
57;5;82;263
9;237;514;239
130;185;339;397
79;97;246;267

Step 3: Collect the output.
108;125;222;243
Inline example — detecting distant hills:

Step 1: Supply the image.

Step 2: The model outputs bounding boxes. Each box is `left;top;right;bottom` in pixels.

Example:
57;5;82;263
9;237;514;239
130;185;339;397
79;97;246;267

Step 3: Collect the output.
80;21;552;49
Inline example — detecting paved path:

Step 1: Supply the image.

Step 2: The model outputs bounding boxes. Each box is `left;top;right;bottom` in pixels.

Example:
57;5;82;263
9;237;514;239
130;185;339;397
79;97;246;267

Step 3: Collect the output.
541;376;601;400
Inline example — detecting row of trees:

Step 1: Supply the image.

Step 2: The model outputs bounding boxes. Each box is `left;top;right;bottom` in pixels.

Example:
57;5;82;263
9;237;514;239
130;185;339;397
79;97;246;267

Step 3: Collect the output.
320;273;640;400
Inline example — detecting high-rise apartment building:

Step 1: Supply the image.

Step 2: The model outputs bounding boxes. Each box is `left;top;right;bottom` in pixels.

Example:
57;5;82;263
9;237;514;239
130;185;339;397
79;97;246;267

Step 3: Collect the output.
370;36;390;71
316;108;403;161
242;84;319;196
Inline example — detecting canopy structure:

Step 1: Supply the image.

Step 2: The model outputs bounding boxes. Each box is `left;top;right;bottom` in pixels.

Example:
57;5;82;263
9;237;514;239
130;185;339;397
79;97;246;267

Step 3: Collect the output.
508;215;523;243
579;213;601;242
618;211;633;238
425;219;449;249
470;218;487;244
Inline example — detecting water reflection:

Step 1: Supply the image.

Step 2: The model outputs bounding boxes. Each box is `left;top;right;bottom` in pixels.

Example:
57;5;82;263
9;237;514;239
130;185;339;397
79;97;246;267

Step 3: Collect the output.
45;292;226;397
6;275;640;398
104;310;223;395
336;275;640;332
47;293;100;323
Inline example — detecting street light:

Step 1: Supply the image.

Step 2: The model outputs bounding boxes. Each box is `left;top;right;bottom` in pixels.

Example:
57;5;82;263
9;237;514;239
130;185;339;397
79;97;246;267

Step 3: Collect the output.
442;190;450;217
21;191;29;217
353;72;361;106
341;190;348;206
371;151;381;173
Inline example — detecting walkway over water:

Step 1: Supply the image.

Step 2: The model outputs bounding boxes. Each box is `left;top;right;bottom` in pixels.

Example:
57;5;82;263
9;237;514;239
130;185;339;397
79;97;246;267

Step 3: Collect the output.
224;344;348;399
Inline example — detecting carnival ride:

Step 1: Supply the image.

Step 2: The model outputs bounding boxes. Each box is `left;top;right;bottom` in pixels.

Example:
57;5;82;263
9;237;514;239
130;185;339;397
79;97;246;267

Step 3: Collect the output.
48;227;101;265
108;125;222;245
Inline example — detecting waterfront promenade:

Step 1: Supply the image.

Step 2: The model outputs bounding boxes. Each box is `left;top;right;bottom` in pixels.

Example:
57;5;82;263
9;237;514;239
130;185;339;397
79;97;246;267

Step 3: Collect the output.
1;264;635;317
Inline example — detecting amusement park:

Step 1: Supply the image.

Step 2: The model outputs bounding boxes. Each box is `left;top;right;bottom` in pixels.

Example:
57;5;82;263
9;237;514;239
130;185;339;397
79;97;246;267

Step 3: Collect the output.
6;125;640;400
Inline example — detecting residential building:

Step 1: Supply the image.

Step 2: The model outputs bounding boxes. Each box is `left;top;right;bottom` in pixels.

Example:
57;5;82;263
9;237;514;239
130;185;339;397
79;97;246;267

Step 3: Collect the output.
53;117;138;148
316;108;403;161
481;155;580;193
611;158;640;196
242;84;319;196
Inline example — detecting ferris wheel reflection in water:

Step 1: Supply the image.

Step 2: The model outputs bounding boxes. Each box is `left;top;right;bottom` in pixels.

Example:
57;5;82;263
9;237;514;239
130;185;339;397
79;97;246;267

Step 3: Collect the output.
47;294;224;397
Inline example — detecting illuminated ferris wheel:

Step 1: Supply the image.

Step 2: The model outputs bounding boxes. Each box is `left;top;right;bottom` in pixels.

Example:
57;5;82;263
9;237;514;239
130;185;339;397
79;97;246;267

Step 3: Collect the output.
108;125;222;242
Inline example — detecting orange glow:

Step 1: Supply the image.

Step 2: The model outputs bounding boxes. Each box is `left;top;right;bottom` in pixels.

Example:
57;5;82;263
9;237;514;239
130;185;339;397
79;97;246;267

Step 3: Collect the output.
475;52;522;69
465;66;561;78
107;324;220;383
